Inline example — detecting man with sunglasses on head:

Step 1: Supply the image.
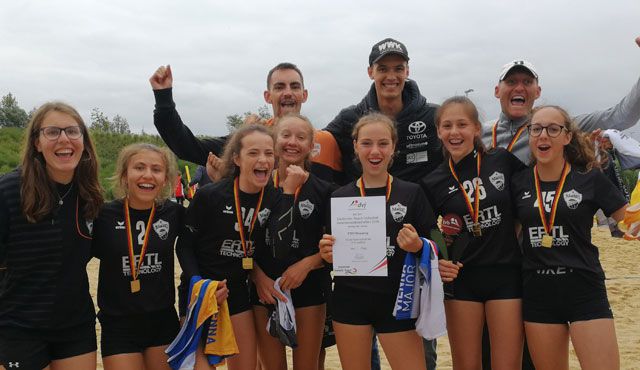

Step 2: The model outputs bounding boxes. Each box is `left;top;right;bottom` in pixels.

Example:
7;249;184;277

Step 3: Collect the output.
485;36;640;164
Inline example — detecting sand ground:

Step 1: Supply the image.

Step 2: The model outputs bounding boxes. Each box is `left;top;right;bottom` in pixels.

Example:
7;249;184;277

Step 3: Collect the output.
88;226;640;369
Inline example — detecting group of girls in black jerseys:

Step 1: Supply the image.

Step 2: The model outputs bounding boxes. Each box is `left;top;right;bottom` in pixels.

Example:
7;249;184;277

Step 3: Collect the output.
0;98;629;370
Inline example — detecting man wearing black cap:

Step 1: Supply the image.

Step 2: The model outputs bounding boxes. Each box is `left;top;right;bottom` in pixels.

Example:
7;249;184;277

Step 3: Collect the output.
325;38;442;184
324;37;441;370
485;36;640;163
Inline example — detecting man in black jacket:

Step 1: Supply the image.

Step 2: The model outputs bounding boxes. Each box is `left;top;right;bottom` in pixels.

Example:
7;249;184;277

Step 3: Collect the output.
325;38;441;184
324;38;440;370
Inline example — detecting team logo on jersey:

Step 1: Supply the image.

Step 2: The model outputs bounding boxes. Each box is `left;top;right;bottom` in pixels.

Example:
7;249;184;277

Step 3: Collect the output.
390;202;407;223
258;208;271;226
153;219;170;240
115;220;125;230
448;185;458;194
522;191;531;199
86;220;93;235
223;205;234;215
298;199;315;219
563;189;582;210
489;171;505;191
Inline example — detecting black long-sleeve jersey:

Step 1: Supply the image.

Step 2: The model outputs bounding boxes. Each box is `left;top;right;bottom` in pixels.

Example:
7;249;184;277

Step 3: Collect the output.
257;173;334;278
329;178;437;294
92;199;183;316
0;169;95;329
421;149;525;266
176;177;291;284
512;166;627;277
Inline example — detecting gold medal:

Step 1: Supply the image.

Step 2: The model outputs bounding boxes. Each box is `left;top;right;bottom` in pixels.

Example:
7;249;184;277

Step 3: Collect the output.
472;223;482;237
130;279;141;293
242;257;253;270
541;234;553;248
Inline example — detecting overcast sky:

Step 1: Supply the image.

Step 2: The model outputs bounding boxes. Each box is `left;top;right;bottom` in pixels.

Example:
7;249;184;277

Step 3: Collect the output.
2;0;639;137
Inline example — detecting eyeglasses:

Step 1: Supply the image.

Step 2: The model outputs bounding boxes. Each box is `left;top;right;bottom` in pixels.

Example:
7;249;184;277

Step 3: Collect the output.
39;126;83;141
527;123;567;138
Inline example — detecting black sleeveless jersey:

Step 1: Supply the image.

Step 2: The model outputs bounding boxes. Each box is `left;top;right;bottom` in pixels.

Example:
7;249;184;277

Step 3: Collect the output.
92;199;183;315
421;149;525;266
257;173;334;278
329;177;437;294
512;166;627;277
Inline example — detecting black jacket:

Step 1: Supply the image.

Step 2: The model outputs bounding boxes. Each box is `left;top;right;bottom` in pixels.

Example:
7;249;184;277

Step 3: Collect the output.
325;79;442;183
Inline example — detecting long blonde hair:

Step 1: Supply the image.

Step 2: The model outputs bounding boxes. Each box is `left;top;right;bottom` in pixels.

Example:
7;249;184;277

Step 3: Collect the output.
20;102;103;222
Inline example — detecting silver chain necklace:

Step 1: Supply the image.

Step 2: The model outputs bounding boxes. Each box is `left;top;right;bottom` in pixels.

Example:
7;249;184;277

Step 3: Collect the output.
58;183;73;205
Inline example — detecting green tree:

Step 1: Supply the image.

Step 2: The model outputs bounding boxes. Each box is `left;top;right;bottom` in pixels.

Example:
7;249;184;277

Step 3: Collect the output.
112;114;131;134
225;105;273;133
90;108;112;132
0;93;29;128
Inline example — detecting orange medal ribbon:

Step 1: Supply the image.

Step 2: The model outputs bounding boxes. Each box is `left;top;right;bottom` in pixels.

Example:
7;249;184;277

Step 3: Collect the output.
492;121;527;152
124;198;156;293
233;177;264;267
272;170;301;203
357;174;392;201
533;162;570;248
448;153;482;236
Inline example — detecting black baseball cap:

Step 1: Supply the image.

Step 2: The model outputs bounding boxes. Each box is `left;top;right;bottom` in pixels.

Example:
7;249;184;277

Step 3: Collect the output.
369;38;409;66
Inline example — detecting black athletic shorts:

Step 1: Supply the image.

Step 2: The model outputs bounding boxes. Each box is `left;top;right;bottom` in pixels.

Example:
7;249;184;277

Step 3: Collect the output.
331;284;416;334
523;267;613;324
98;307;180;357
250;269;327;308
0;321;96;370
447;265;522;302
226;277;252;316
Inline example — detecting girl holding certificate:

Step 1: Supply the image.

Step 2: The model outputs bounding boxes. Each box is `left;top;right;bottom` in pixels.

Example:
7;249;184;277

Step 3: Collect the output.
177;124;292;370
421;97;525;370
92;143;195;370
0;102;103;370
319;113;437;370
250;114;333;370
511;106;627;370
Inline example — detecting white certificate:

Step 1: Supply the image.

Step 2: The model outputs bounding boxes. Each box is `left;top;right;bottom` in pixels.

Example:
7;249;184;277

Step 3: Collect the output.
331;196;387;276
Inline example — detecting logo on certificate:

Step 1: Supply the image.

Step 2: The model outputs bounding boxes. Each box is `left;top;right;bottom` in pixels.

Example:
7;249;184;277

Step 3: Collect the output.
349;199;367;210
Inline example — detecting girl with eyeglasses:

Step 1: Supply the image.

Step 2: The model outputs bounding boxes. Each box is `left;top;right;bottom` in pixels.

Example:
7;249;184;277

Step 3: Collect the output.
421;97;526;370
0;102;103;370
512;105;627;370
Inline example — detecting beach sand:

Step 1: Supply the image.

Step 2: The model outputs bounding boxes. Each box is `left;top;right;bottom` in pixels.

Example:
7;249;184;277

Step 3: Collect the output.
88;226;640;369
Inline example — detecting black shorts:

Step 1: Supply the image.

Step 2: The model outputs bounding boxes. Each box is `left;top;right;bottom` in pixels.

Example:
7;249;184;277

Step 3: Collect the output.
250;269;327;308
0;321;96;370
523;267;613;324
331;284;416;334
98;307;180;357
226;277;252;316
447;265;522;302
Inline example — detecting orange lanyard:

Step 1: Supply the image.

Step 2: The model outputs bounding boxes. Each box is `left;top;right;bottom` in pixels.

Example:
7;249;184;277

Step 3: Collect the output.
492;121;527;152
233;177;264;257
533;162;570;236
448;153;482;225
124;199;156;282
272;170;301;202
357;174;392;201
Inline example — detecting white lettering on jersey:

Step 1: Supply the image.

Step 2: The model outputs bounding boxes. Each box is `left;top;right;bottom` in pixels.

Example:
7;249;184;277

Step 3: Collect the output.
223;205;234;215
406;150;428;164
563;189;582;209
462;178;487;201
522;191;531;199
291;230;300;249
386;236;395;257
462;205;502;231
528;226;570;248
448;186;458;194
534;191;555;213
121;253;163;275
220;239;254;257
489;171;505;191
115;220;125;230
234;207;254;232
